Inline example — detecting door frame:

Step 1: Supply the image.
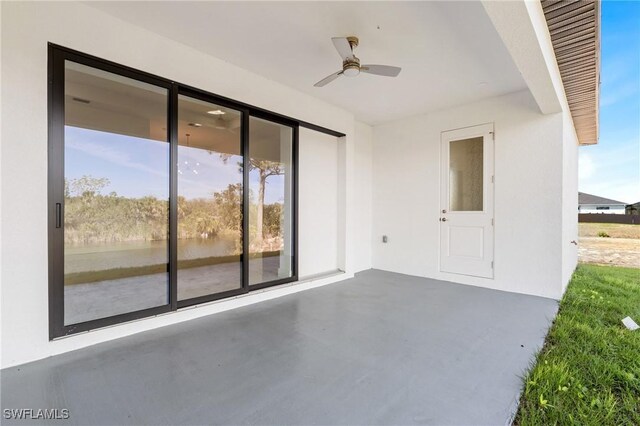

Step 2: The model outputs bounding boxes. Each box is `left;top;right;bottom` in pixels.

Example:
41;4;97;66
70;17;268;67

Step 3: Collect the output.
439;122;495;278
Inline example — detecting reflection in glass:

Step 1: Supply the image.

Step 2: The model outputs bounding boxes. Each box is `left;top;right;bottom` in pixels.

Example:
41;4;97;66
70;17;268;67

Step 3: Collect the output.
63;61;169;325
449;137;484;211
177;96;243;300
248;117;293;285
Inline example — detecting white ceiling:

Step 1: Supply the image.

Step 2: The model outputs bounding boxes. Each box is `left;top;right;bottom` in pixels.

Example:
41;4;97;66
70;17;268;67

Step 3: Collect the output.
88;1;527;125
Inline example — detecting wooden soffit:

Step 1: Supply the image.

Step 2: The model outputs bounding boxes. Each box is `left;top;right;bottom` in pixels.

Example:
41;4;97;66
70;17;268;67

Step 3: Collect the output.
542;0;600;145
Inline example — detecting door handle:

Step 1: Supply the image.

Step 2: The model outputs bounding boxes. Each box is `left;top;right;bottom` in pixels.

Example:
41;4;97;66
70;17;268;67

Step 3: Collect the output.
440;217;447;222
55;203;62;228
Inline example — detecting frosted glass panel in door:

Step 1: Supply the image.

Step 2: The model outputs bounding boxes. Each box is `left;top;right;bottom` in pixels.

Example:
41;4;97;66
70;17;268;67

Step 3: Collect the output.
449;137;483;211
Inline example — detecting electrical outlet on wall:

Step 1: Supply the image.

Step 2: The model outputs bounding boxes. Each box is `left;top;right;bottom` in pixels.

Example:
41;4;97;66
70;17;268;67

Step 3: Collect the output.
382;235;388;243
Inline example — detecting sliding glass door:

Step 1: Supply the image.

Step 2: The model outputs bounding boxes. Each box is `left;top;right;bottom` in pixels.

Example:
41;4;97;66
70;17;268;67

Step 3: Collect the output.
177;95;243;302
62;60;171;326
248;117;295;287
49;45;298;337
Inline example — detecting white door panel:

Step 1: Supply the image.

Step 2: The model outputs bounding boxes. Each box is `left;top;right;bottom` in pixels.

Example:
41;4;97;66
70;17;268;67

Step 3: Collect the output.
448;226;483;259
440;123;494;278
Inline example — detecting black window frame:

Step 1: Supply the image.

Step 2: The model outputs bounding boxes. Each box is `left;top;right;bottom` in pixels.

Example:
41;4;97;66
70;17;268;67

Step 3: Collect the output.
48;43;340;339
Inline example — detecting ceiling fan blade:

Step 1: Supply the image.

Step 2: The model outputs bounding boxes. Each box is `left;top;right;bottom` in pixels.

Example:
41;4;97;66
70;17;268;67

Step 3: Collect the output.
360;65;402;77
331;37;354;61
314;70;343;87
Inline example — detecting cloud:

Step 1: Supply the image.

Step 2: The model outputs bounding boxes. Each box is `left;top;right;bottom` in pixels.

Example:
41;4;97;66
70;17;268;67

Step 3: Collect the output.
579;142;640;203
176;149;243;199
66;133;169;179
66;128;246;200
579;152;595;180
580;180;640;204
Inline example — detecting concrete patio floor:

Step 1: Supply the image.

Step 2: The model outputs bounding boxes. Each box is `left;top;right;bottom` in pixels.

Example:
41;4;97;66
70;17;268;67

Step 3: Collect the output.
1;269;557;425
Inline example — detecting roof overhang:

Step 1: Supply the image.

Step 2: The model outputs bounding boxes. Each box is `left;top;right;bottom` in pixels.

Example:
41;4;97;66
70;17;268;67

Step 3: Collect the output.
542;0;600;145
482;0;600;146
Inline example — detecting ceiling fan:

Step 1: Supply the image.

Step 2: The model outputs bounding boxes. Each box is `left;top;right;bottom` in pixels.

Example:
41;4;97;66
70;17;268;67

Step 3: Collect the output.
314;36;401;87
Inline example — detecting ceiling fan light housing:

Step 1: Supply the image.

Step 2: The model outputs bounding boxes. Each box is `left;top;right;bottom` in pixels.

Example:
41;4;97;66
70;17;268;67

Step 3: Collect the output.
343;58;360;77
343;65;359;77
214;117;227;129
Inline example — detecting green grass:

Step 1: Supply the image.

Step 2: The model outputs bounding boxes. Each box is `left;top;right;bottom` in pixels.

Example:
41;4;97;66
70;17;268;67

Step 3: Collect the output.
515;264;640;425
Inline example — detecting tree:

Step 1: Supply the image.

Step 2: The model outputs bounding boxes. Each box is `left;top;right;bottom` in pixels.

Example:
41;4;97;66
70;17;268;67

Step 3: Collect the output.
68;175;110;197
250;159;283;246
221;155;284;246
263;203;283;238
212;183;243;232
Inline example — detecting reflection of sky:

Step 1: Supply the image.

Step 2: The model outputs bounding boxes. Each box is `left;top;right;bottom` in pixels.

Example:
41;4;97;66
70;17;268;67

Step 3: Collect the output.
178;146;242;198
250;172;285;204
65;126;286;203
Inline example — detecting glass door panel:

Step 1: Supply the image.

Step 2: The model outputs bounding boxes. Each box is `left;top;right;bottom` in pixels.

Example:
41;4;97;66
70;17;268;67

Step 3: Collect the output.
177;95;243;300
248;117;294;285
63;61;170;325
449;137;484;212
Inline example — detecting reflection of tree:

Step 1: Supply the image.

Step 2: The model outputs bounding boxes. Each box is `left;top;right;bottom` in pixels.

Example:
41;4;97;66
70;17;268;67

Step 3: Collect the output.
221;155;284;246
262;203;283;241
250;159;283;247
65;176;169;243
66;175;110;197
64;176;282;253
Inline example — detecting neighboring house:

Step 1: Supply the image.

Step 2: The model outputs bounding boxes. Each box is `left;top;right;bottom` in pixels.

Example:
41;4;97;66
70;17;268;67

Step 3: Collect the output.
0;0;599;369
626;202;640;215
579;192;628;214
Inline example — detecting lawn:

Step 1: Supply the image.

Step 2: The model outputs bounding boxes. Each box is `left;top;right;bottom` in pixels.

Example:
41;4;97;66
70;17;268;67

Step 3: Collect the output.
578;223;639;268
579;222;640;239
515;264;640;425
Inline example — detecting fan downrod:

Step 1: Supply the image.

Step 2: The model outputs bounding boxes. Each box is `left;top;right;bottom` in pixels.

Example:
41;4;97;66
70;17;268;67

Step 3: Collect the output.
346;36;359;49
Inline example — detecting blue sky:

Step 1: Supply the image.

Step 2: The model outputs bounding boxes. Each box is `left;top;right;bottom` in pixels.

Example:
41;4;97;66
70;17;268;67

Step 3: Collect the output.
66;127;171;199
578;1;639;203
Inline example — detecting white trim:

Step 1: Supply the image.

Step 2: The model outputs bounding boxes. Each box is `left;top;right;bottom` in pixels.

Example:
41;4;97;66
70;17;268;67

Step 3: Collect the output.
482;0;563;114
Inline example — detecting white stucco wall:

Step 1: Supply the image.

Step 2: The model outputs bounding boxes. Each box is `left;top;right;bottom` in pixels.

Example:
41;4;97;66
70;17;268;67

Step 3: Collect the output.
0;1;357;368
372;90;565;300
353;122;373;272
561;111;579;291
299;128;339;277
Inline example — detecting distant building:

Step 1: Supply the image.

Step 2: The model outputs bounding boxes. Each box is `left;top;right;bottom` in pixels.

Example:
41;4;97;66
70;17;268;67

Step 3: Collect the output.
579;192;627;215
626;201;640;216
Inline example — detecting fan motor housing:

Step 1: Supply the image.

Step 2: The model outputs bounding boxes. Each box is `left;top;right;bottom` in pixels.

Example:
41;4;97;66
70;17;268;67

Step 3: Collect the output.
343;57;360;77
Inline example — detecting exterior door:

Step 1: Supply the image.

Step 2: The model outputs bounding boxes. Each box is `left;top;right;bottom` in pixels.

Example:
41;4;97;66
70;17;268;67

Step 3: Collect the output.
440;123;494;278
